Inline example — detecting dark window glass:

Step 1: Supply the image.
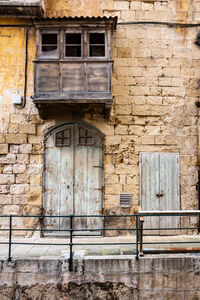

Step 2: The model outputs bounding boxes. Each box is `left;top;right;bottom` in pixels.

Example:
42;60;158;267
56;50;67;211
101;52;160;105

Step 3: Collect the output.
66;33;81;44
41;33;58;57
65;33;81;57
55;129;70;146
90;33;105;44
89;33;105;57
78;127;94;145
42;34;57;45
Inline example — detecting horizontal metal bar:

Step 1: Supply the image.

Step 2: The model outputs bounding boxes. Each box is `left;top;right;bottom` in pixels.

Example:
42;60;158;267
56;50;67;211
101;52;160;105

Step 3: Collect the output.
0;226;199;232
142;227;200;231
0;214;138;218
0;242;136;246
0;228;137;232
1;211;200;218
139;210;200;216
142;241;200;245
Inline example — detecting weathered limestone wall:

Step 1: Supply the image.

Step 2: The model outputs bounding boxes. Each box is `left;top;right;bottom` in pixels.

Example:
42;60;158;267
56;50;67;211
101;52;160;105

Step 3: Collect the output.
0;255;200;299
0;0;200;232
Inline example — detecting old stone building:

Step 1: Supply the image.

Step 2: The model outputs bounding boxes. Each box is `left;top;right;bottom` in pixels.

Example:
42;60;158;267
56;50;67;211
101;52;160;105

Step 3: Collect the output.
0;0;200;235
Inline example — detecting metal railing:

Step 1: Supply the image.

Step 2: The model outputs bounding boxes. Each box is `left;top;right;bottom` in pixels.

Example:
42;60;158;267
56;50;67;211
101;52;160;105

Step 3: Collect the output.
0;214;140;271
0;211;200;271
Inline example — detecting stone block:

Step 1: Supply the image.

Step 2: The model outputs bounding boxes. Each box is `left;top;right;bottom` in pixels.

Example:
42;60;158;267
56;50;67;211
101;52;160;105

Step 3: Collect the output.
30;155;43;164
132;106;151;116
121;10;136;21
16;174;29;184
28;186;42;204
0;134;5;143
0;272;16;286
0;154;16;164
19;123;36;134
3;165;13;174
10;184;29;195
3;205;19;215
146;96;163;105
20;144;32;154
10;145;19;154
129;125;145;136
10;114;27;124
6;134;27;144
26;164;43;175
0;144;8;154
130;1;141;10
13;164;26;174
16;154;29;164
12;195;28;204
114;125;128;135
8;124;19;134
115;105;132;115
114;1;129;10
132;96;146;105
141;136;155;144
0;174;15;184
30;174;42;185
118;47;132;58
16;260;39;273
105;184;122;194
0;195;12;205
38;260;60;275
28;135;42;144
0;185;9;194
106;135;122;146
16;272;36;286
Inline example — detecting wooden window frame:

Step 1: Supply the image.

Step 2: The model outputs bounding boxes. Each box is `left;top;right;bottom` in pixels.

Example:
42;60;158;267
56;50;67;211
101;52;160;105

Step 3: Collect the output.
38;30;60;59
37;29;108;60
64;30;83;59
88;30;107;59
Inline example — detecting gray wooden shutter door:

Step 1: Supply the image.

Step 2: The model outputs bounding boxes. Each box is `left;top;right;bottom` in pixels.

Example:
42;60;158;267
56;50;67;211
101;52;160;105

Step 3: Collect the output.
140;152;180;235
44;124;74;234
44;123;103;236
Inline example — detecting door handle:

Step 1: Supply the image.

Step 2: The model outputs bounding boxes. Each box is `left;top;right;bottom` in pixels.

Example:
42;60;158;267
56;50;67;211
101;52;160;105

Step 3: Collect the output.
156;193;164;198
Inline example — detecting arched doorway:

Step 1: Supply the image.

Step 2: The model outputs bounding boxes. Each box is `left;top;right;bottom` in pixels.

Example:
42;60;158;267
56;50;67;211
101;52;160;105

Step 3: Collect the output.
43;122;104;236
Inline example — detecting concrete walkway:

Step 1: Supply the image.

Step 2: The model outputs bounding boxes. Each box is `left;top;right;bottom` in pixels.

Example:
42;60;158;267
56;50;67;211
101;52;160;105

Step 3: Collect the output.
1;235;200;259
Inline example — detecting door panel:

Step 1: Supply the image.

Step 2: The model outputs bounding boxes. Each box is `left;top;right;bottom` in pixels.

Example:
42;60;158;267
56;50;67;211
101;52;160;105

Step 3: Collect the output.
74;124;103;235
159;153;179;234
43;122;103;236
140;152;180;235
44;124;74;234
140;152;160;234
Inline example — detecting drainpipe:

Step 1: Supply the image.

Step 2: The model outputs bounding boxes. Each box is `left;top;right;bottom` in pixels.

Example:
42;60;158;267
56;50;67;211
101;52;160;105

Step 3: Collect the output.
0;24;33;109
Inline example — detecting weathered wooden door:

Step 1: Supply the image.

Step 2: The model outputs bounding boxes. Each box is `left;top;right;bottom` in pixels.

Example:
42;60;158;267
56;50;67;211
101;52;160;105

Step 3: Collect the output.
43;122;104;236
140;152;180;235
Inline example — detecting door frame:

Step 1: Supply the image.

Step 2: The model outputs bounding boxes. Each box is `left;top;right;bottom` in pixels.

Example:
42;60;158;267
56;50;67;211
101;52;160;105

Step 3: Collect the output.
42;121;104;236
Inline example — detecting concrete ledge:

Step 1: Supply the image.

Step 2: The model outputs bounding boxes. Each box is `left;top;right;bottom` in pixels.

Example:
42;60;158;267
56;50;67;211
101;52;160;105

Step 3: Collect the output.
0;1;44;18
0;255;200;299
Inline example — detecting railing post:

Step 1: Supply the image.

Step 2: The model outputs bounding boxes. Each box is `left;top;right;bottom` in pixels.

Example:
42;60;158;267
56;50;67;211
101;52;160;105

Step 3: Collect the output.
69;214;73;272
8;215;12;262
136;215;139;260
139;216;144;256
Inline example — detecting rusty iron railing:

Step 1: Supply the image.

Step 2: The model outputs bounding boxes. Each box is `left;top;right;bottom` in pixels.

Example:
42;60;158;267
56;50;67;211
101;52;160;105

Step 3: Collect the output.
0;211;200;271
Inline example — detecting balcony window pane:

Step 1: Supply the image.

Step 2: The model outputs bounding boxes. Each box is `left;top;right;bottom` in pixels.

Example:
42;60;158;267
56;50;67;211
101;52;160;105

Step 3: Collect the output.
41;33;58;58
89;33;105;57
65;33;82;57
